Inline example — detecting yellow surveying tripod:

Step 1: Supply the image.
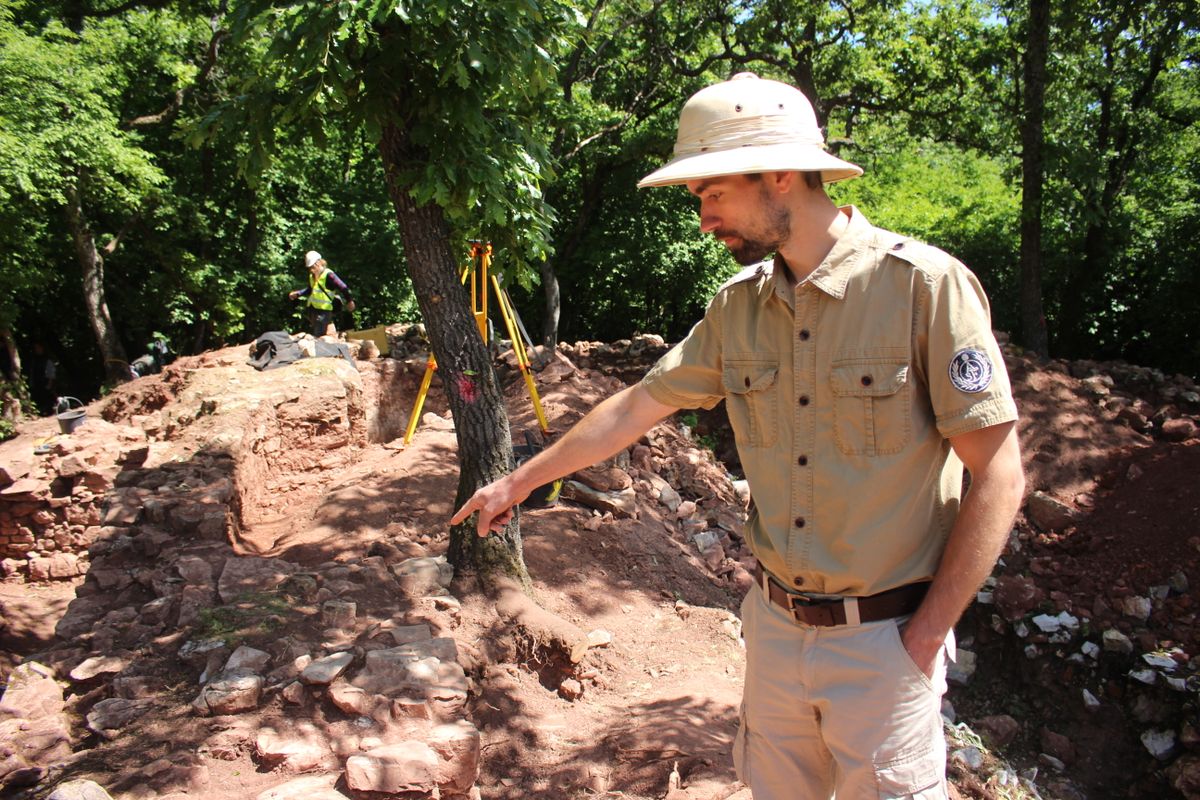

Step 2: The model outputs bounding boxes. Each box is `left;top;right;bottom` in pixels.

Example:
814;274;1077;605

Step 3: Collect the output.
403;242;550;445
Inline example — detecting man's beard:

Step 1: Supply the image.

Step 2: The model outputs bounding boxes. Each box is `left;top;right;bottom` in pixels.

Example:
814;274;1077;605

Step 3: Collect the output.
716;192;791;266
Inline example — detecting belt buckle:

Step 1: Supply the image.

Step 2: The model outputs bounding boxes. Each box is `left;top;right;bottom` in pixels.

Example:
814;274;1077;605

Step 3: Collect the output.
784;592;827;626
783;592;814;612
786;593;853;627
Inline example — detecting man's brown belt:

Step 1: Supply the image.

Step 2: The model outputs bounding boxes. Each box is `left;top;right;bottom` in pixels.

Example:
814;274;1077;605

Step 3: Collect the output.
754;564;930;627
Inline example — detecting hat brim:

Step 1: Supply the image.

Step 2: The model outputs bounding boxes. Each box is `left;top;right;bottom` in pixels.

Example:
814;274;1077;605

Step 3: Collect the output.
637;144;862;188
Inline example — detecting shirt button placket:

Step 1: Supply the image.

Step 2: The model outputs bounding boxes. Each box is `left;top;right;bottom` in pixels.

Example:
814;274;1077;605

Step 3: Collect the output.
789;285;816;578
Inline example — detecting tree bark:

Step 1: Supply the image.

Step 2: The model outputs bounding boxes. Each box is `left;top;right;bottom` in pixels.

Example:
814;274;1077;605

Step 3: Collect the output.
1;326;23;423
64;181;130;385
191;317;211;355
793;15;823;126
1018;0;1050;358
0;327;20;382
379;120;530;587
539;259;561;349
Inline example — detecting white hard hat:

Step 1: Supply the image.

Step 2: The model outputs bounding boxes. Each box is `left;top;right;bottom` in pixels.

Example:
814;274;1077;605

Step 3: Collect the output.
304;250;323;267
638;72;862;188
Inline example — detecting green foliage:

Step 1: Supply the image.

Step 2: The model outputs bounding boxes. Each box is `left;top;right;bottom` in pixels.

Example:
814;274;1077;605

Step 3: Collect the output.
535;158;736;344
1025;0;1200;369
0;3;172;389
679;411;719;453
205;0;583;278
0;10;165;207
2;0;1200;399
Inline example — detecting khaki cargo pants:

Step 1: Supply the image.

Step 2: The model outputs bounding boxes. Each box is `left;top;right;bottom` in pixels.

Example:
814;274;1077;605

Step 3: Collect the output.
735;585;954;799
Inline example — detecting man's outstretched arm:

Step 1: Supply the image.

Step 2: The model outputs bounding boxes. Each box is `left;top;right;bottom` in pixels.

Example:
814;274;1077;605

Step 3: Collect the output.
450;384;679;537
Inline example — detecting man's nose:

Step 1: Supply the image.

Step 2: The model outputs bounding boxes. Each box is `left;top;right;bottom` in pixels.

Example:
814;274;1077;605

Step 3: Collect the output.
698;212;720;234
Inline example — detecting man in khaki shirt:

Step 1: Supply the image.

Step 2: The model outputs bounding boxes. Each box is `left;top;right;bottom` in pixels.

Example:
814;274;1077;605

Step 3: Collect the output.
453;73;1025;799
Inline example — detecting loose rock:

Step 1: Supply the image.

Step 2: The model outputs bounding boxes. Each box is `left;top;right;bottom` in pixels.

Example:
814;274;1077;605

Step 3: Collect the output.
191;671;262;716
345;742;440;793
47;780;115;800
301;651;355;686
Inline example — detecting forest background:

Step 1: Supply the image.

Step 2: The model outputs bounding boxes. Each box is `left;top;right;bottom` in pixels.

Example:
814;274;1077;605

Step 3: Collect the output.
1;0;1197;421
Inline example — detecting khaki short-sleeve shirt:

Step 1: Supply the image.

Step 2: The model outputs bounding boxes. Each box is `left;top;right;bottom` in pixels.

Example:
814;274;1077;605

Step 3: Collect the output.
641;207;1019;596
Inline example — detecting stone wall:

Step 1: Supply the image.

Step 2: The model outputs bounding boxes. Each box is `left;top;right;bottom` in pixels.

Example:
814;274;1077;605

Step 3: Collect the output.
0;420;152;582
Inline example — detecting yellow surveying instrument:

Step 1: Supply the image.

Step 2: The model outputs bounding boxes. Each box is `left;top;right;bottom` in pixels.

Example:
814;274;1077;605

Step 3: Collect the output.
403;242;551;445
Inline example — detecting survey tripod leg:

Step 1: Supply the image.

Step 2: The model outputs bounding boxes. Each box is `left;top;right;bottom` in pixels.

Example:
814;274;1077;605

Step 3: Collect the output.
491;274;549;433
404;354;438;445
402;243;550;446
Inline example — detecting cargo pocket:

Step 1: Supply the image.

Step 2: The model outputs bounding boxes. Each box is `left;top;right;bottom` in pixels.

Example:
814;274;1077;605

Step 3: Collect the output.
830;358;911;456
873;742;944;799
722;360;779;448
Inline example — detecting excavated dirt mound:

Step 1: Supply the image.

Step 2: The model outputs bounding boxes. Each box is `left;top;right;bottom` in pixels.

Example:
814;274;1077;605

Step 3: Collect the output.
1;336;1198;800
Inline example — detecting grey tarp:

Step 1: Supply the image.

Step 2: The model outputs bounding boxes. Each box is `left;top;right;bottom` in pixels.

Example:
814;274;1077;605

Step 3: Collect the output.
248;331;355;371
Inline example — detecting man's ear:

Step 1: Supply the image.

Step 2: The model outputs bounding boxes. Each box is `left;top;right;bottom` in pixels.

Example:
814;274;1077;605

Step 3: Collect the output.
767;171;797;194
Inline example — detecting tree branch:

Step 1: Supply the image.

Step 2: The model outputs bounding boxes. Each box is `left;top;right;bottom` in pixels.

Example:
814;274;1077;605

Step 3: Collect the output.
125;6;227;128
99;210;144;257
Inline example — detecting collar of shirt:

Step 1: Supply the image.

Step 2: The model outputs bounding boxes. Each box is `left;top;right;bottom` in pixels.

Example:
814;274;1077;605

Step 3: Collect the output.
766;205;872;309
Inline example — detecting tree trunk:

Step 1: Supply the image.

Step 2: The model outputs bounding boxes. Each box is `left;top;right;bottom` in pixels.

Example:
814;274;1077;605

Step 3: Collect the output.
1018;0;1050;358
0;328;23;424
0;327;20;382
191;317;210;355
64;182;130;384
379;120;530;587
539;258;561;349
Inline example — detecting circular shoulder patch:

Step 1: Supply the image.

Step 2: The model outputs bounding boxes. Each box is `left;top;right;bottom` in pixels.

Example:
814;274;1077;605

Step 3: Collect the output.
948;349;993;394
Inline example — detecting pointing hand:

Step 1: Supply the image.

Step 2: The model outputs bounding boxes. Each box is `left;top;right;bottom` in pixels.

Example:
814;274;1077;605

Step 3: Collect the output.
451;478;527;537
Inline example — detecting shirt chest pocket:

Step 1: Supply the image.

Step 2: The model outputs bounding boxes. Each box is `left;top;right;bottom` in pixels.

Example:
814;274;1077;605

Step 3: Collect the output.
830;359;912;456
722;360;779;449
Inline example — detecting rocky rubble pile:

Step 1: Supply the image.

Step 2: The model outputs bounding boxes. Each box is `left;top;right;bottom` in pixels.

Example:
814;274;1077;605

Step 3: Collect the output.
0;545;485;798
515;344;757;599
0;347;372;585
556;335;671;377
0;339;761;799
948;348;1200;798
0;350;486;796
958;552;1200;798
1059;357;1200;441
560;416;757;598
383;323;430;362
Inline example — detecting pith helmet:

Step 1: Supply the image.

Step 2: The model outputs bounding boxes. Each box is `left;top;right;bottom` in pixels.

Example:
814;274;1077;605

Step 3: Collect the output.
638;72;862;188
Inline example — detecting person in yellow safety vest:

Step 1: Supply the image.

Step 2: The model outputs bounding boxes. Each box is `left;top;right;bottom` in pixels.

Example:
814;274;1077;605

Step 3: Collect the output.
288;250;356;337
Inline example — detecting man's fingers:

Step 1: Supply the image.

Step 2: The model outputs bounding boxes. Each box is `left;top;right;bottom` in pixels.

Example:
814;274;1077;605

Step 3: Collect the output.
450;497;479;526
452;482;521;537
479;507;514;537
